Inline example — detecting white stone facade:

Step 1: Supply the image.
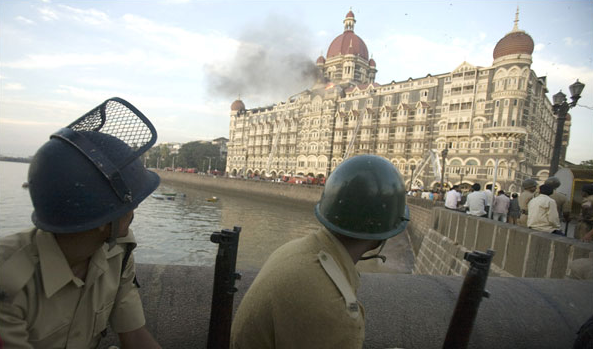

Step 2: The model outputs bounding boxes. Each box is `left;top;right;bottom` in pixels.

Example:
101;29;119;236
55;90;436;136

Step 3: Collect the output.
226;11;568;192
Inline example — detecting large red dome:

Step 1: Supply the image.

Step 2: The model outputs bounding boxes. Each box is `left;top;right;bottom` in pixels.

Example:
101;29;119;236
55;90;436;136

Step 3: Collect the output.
493;31;534;59
231;99;245;111
327;31;369;60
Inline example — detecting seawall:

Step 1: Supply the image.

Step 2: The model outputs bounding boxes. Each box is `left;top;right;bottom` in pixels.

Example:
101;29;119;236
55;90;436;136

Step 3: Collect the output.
99;263;593;349
156;170;323;205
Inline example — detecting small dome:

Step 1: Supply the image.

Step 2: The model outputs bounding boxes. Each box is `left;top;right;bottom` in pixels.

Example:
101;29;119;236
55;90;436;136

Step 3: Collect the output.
346;10;355;18
231;99;245;112
493;31;534;59
316;55;326;64
369;58;376;67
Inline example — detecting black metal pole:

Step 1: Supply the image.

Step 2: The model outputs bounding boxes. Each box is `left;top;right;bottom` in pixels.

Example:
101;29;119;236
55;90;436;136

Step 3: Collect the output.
443;250;495;349
549;104;568;176
207;227;241;349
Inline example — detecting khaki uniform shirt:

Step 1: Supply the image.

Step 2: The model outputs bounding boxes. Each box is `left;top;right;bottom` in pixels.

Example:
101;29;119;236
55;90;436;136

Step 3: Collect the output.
576;195;593;240
518;190;535;226
0;228;145;349
550;191;570;219
231;228;365;349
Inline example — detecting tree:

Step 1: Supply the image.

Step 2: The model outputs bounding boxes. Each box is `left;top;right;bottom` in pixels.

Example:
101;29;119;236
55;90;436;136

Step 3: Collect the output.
177;141;223;172
580;159;593;169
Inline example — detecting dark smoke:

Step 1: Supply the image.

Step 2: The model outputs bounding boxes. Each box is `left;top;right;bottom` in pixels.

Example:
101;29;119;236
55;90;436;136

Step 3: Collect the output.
205;14;322;106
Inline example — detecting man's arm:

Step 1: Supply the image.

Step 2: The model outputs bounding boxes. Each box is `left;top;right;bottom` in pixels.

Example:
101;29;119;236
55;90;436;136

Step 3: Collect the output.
582;228;593;242
548;201;560;229
110;253;161;347
118;326;161;349
0;302;33;349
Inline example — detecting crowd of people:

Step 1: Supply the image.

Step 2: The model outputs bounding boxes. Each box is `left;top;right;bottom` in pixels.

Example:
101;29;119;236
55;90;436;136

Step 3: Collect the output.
409;178;593;242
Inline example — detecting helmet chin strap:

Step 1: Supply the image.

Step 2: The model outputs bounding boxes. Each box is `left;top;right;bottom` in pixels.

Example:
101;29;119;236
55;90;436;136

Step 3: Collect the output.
106;218;121;251
359;240;387;263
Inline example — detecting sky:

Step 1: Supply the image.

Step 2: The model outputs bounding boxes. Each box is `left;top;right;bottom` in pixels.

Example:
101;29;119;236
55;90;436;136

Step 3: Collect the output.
1;0;592;164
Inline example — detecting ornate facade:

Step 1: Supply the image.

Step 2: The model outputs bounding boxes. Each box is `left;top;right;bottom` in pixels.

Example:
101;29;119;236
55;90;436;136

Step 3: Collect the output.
226;10;568;192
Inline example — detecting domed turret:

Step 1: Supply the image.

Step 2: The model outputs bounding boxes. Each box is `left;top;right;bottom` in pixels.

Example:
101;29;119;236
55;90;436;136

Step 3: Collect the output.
369;58;376;67
231;99;245;112
493;8;534;60
326;10;369;60
316;55;326;65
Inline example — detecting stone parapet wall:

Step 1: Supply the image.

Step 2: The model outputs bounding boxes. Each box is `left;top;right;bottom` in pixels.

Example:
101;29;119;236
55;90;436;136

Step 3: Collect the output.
156;171;323;205
412;207;593;278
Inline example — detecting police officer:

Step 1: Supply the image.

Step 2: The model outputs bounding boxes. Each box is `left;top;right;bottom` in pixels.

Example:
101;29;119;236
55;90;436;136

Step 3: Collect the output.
576;183;593;242
0;98;161;348
518;178;538;227
544;177;571;225
230;155;409;348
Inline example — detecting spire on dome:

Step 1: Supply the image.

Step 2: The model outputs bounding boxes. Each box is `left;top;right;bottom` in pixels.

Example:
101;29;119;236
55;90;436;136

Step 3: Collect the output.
512;6;520;32
344;9;356;32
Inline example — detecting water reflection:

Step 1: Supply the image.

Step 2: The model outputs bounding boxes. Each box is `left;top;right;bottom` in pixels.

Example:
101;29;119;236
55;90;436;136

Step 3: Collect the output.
133;181;321;269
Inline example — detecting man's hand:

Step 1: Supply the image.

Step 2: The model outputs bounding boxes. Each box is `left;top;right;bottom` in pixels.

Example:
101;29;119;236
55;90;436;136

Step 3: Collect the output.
118;326;161;349
581;228;593;243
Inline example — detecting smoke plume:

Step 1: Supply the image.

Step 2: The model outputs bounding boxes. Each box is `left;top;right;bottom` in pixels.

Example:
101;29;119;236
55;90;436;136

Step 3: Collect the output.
205;14;322;107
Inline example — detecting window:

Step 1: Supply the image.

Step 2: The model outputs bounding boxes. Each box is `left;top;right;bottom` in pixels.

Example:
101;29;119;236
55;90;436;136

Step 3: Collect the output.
513;99;518;106
367;98;373;107
504;99;509;106
495;100;500;107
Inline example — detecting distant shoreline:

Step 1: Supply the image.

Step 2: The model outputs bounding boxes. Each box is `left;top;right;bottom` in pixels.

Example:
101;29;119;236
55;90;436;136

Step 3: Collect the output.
0;157;31;164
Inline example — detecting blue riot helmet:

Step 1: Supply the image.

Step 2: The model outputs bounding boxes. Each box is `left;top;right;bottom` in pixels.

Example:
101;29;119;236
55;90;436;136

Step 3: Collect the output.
315;155;409;240
28;97;160;234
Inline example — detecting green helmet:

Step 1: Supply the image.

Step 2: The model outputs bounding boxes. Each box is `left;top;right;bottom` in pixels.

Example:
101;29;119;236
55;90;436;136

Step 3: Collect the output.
522;178;538;190
315;155;409;240
544;176;561;189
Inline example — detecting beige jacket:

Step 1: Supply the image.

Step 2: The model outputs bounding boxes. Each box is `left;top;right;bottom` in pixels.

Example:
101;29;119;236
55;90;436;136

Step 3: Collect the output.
527;194;560;233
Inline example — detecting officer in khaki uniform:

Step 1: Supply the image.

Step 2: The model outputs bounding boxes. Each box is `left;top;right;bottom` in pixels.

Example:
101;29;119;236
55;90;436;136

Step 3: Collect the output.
231;155;409;348
0;98;161;348
518;179;538;227
576;184;593;241
545;177;571;224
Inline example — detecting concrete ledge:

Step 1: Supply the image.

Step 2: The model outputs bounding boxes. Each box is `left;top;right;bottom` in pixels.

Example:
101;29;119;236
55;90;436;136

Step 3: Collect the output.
417;208;593;278
157;170;324;205
100;263;593;349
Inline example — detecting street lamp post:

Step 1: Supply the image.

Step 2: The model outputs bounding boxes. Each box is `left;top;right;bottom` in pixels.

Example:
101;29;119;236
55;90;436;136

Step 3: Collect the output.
550;80;585;175
441;147;449;192
409;164;416;191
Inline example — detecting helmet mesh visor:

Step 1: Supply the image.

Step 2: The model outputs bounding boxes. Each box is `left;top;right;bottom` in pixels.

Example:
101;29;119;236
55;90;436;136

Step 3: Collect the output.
67;98;157;166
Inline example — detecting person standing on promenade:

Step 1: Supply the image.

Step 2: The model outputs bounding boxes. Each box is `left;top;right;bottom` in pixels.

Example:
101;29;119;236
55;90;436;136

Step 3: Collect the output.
527;184;562;235
492;190;511;222
508;193;521;225
518;179;538;227
0;98;161;349
444;185;462;210
575;184;593;242
484;184;494;217
464;183;488;217
230;155;409;348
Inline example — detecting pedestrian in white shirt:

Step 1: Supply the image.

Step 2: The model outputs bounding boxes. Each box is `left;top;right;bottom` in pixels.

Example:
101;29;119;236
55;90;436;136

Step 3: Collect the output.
445;185;462;210
492;190;510;222
464;183;487;217
527;184;562;235
484;184;494;216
